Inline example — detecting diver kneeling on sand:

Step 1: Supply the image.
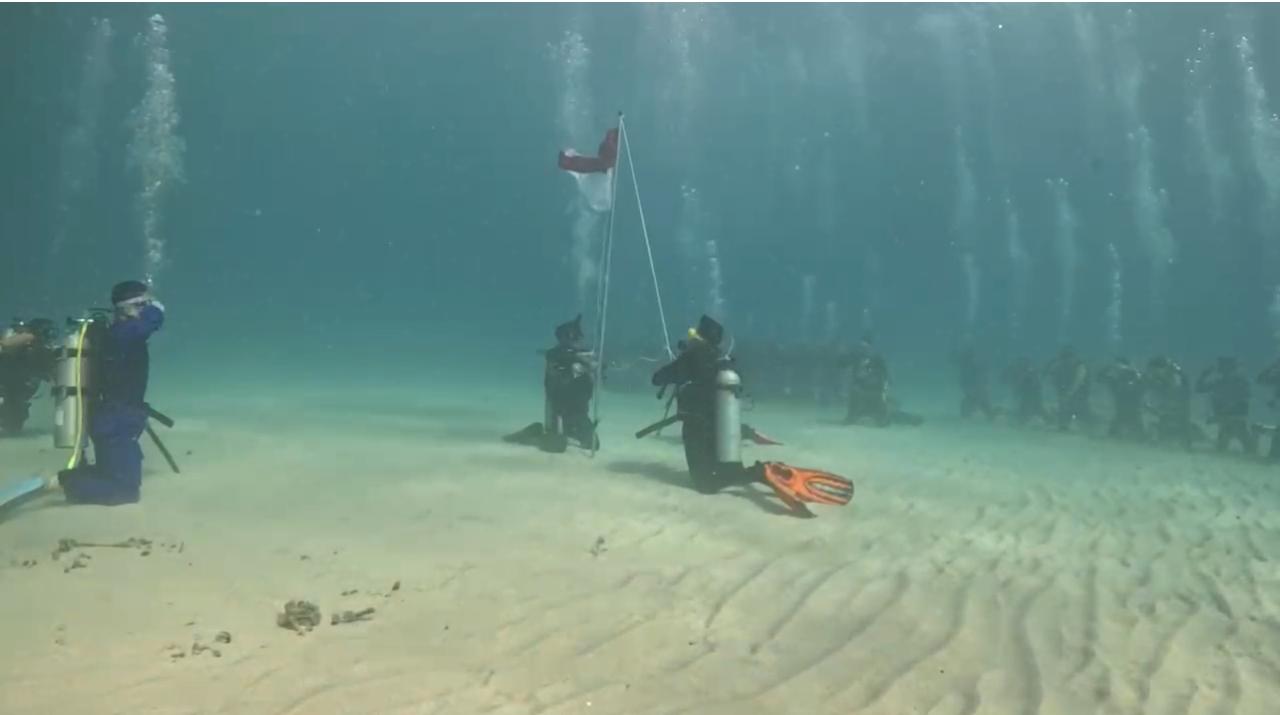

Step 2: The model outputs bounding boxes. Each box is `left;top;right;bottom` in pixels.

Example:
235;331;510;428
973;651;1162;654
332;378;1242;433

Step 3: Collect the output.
0;318;57;435
504;315;599;453
50;281;167;505
639;315;853;517
843;336;923;427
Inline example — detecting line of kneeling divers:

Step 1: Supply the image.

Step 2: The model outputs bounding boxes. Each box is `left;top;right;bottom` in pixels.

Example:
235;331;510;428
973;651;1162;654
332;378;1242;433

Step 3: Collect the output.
626;335;1280;462
507;314;1280;475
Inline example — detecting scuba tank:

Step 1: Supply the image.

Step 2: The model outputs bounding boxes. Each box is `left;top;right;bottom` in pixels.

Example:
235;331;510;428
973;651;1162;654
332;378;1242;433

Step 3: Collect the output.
52;318;95;449
714;362;742;466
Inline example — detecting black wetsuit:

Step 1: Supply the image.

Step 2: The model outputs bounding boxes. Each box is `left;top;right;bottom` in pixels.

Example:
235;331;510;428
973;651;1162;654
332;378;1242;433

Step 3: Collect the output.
1101;363;1146;440
955;350;996;420
846;352;891;426
544;345;596;448
0;336;53;434
652;342;757;494
1198;369;1255;454
1047;356;1093;431
504;332;597;452
1005;361;1046;425
1258;360;1280;459
1146;366;1194;450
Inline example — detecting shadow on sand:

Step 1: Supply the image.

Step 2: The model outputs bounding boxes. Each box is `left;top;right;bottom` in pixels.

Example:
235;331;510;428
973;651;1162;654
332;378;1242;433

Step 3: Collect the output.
299;399;501;423
605;460;690;489
604;460;808;518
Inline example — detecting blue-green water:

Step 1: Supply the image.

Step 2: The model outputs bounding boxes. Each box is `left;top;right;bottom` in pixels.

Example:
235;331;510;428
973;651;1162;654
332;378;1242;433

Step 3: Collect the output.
5;4;1280;377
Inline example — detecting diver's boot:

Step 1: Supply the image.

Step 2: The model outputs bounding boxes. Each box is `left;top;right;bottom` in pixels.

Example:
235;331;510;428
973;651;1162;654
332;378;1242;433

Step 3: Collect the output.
539;431;569;453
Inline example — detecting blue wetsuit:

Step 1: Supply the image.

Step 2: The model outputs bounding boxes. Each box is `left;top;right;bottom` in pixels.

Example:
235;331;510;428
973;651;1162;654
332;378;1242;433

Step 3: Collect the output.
59;304;165;505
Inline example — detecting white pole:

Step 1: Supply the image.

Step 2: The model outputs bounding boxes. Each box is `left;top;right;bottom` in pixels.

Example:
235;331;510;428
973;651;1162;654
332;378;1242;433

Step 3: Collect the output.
590;115;623;442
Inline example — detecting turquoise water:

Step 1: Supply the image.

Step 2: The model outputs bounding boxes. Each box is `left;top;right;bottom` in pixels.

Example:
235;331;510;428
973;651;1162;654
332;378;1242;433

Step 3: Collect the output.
5;5;1280;371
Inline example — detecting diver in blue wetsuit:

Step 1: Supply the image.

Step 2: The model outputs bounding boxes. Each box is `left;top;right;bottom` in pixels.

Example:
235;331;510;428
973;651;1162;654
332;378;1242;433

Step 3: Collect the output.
57;280;165;505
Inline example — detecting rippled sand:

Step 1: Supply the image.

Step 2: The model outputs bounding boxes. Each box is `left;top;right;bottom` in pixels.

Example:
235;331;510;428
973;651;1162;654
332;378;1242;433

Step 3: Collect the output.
2;379;1278;714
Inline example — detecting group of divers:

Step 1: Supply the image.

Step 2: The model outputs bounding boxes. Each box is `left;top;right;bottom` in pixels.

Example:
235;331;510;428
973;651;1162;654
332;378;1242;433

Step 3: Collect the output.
8;284;1269;519
0;280;166;508
503;314;855;516
0;290;853;517
621;334;1280;461
504;311;1280;496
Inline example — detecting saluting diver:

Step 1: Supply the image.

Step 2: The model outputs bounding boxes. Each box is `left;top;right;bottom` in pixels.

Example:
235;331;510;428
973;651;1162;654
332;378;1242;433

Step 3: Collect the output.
1004;357;1046;426
504;315;599;453
953;341;997;420
53;281;166;505
1145;356;1196;450
1198;356;1256;455
843;337;922;427
1099;357;1146;440
1258;356;1280;460
1046;346;1093;432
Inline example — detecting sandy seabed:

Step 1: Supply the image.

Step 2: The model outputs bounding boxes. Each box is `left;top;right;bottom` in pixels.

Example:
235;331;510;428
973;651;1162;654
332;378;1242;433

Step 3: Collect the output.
1;376;1279;715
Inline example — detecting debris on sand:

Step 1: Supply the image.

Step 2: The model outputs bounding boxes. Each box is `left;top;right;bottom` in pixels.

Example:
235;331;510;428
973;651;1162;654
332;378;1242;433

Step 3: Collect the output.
331;607;375;626
276;600;321;634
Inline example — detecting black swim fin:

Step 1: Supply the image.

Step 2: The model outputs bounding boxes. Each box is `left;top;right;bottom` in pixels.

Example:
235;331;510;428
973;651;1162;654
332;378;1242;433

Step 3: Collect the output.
503;422;546;446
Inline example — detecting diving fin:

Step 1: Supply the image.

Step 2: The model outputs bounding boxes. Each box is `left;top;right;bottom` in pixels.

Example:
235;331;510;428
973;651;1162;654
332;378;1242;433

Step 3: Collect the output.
0;476;47;517
742;425;783;446
758;461;854;515
503;423;546;446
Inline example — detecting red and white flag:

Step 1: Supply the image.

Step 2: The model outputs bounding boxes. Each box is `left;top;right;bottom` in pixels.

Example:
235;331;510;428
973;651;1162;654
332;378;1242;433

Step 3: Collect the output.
558;127;618;212
558;128;619;174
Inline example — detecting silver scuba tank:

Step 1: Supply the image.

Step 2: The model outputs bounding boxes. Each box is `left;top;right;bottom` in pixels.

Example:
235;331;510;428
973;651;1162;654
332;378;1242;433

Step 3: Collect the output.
714;365;742;465
52;322;92;449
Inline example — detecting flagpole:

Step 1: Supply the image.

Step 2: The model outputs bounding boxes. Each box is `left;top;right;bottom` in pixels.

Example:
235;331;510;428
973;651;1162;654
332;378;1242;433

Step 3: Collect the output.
590;113;623;451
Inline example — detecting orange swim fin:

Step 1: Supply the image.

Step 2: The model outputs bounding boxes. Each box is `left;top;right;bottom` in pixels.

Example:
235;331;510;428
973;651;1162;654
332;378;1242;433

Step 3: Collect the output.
759;461;854;513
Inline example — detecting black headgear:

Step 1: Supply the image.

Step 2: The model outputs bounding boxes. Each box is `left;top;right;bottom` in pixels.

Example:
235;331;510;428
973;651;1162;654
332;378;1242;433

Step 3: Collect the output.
111;280;149;306
696;315;724;346
555;314;584;344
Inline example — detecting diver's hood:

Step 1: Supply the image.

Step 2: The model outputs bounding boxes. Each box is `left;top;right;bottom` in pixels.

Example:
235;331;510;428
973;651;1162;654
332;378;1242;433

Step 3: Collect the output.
555;314;584;344
696;315;724;346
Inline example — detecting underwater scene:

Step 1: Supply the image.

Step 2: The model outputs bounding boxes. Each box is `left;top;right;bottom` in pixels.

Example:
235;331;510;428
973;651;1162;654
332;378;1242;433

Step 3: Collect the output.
2;3;1280;714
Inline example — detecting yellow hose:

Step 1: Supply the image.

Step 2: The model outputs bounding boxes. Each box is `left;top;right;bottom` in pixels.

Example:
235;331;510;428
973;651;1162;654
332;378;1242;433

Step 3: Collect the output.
65;321;90;471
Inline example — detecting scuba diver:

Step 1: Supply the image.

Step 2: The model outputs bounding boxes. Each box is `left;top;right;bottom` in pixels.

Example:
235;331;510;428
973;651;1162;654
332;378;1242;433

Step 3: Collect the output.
1197;356;1256;455
1003;357;1046;426
1145;357;1196;450
1257;356;1280;460
0;330;37;352
1045;346;1093;432
819;340;850;407
844;337;890;426
1098;357;1146;440
844;337;923;427
0;319;56;435
642;315;852;516
953;341;997;420
504;315;599;453
52;281;166;505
